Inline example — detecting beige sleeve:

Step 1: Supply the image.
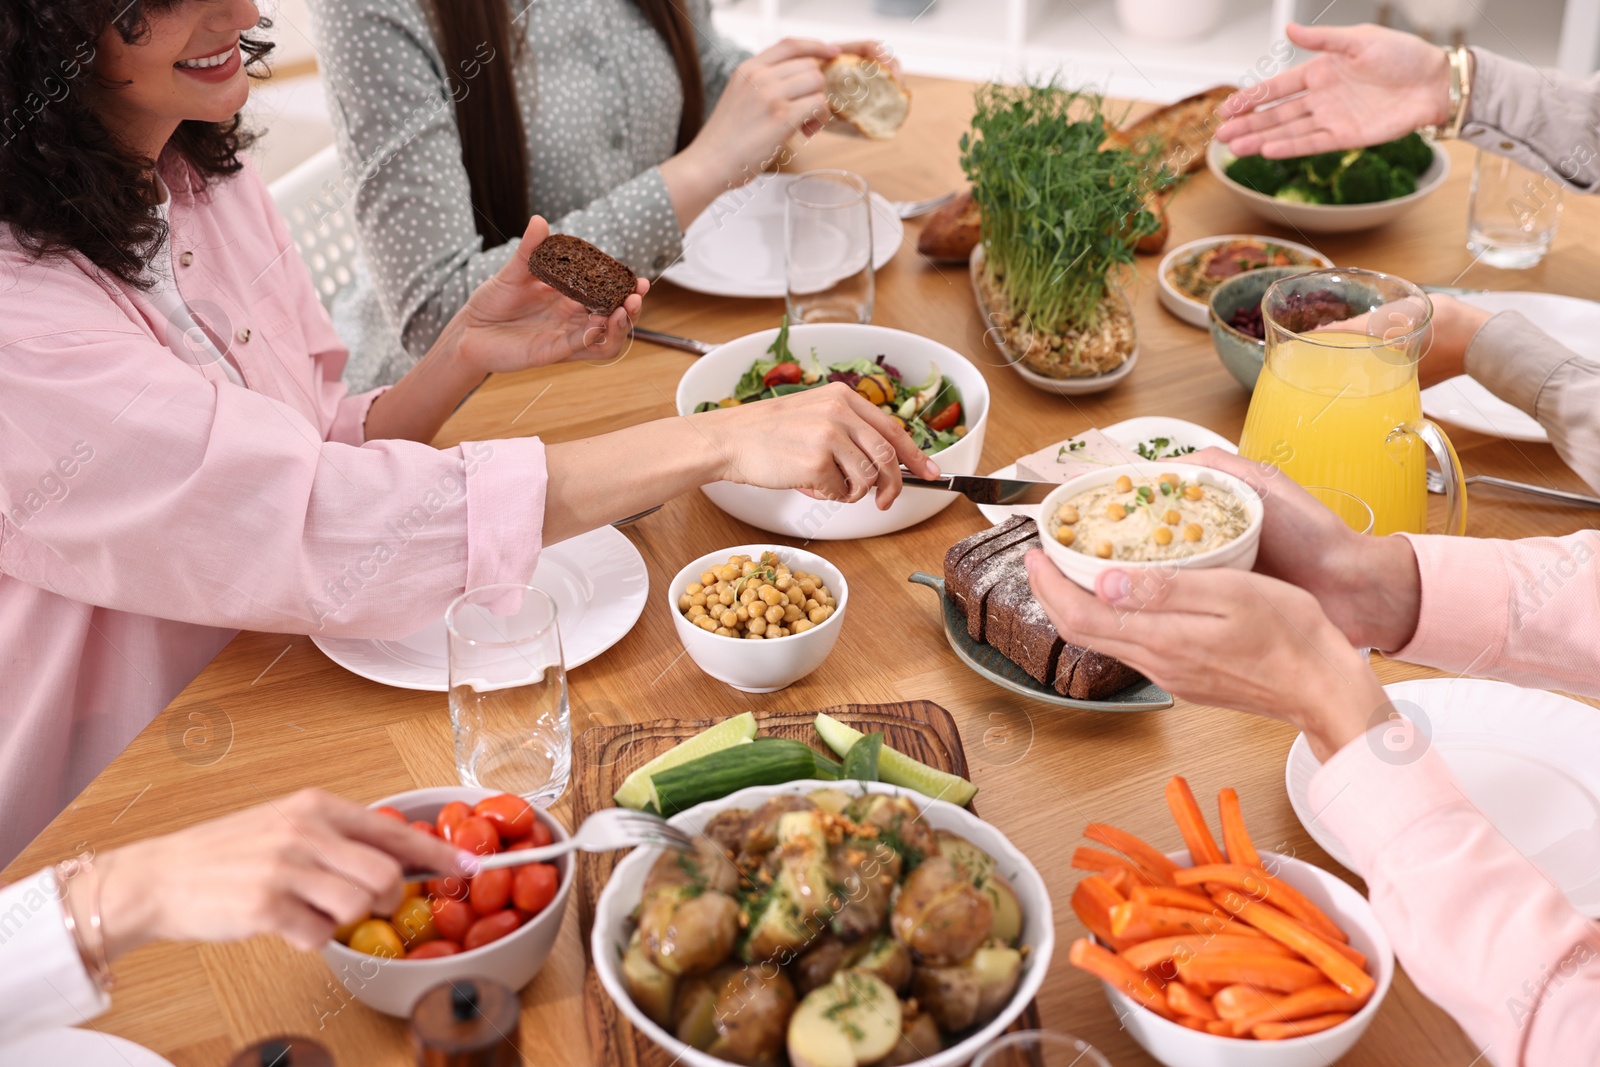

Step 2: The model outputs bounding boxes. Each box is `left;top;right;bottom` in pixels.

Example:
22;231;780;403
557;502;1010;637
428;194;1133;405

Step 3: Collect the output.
1463;49;1600;192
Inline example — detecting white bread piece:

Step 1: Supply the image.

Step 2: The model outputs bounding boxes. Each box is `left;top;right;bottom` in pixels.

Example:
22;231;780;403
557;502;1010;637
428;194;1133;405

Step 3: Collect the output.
824;55;911;140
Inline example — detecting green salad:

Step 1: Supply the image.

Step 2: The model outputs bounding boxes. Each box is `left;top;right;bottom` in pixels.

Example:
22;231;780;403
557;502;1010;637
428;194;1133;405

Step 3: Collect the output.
693;320;969;455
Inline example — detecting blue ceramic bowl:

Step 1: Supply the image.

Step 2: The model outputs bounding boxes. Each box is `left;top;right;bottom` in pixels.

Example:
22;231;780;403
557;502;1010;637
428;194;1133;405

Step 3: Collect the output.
1208;266;1321;390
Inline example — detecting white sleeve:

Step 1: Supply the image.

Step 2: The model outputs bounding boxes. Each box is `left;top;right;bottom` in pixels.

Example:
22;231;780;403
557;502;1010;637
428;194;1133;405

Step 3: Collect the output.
0;868;111;1044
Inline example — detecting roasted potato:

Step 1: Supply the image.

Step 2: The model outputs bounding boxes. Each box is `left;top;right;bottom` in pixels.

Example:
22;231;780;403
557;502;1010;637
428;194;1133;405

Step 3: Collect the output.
787;971;902;1067
890;856;994;965
643;836;741;898
702;808;751;856
742;795;816;856
807;788;854;815
911;945;1023;1033
934;830;1023;946
852;935;913;995
639;885;740;976
712;965;798;1065
674;969;723;1049
829;836;901;942
793;936;858;997
621;931;676;1028
843;794;938;862
878;1002;943;1066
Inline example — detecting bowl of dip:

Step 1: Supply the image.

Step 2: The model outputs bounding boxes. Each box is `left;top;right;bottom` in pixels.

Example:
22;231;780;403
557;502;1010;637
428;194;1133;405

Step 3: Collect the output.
1036;464;1264;590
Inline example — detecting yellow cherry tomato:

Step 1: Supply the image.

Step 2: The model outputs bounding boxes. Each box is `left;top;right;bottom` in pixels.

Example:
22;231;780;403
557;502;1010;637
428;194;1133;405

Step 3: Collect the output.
348;919;405;959
332;918;363;945
390;896;437;949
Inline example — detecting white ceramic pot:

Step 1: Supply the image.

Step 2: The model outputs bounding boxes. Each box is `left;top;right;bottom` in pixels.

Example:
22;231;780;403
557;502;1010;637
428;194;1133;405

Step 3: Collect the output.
1115;0;1225;41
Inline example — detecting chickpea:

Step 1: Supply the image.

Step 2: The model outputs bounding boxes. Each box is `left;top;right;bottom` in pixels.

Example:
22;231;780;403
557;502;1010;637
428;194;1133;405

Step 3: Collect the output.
1114;474;1133;494
776;575;793;592
740;586;759;605
687;605;708;620
1152;525;1173;546
1054;524;1076;546
749;616;767;635
791;619;814;634
719;609;738;628
1184;485;1205;502
1184;523;1205;542
799;579;817;597
717;589;733;607
741;561;757;577
1164;509;1182;526
1106;503;1127;522
744;631;764;639
715;626;735;637
1159;472;1180;489
804;598;820;612
685;582;703;596
677;594;692;611
808;606;828;624
784;604;803;622
690;592;707;608
772;626;789;638
765;605;784;625
1056;503;1079;525
695;615;717;632
735;606;749;622
1095;540;1114;559
700;570;716;586
761;586;783;607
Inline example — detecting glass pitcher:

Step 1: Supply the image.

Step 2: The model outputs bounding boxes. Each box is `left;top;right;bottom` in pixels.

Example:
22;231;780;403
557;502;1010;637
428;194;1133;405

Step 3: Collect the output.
1237;269;1466;536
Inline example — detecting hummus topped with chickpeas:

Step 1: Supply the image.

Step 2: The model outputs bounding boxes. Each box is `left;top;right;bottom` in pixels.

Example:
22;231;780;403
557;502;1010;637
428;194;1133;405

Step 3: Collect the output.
678;551;838;639
1049;472;1249;562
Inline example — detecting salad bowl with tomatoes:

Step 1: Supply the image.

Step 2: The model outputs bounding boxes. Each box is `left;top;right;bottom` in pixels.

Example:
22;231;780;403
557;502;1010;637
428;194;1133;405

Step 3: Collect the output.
676;323;991;539
318;786;573;1017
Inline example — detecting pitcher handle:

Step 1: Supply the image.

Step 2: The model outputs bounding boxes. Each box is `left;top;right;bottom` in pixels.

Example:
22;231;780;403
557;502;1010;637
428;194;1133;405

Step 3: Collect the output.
1416;418;1469;536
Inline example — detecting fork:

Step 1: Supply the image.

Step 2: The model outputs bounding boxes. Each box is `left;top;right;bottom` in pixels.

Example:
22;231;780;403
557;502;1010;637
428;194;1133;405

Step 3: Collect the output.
406;808;692;881
889;191;958;219
1425;467;1600;509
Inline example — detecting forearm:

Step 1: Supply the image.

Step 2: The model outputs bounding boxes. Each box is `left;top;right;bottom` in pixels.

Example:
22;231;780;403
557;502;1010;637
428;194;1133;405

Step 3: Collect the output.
659;151;729;232
363;318;486;443
541;416;724;544
1464;49;1600;192
1327;530;1424;653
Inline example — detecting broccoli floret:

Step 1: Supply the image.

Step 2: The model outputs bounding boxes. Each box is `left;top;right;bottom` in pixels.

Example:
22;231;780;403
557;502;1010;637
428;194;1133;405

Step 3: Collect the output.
1274;180;1327;205
1225;154;1290;195
1300;151;1350;185
1370;132;1433;176
1389;167;1417;199
1331;153;1395;204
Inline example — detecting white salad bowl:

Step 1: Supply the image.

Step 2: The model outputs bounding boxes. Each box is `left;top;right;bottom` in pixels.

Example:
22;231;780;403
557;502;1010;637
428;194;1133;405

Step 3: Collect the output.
317;787;574;1017
592;779;1054;1067
675;324;990;539
667;544;848;692
1097;849;1394;1067
1208;139;1450;235
1037;463;1263;590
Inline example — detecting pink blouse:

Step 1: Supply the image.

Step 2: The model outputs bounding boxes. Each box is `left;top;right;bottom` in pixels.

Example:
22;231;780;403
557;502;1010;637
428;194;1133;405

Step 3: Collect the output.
1311;532;1600;1065
0;156;547;865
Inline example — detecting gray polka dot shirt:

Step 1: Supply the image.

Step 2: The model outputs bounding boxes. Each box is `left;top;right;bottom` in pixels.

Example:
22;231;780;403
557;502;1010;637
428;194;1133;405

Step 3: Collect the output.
310;0;748;389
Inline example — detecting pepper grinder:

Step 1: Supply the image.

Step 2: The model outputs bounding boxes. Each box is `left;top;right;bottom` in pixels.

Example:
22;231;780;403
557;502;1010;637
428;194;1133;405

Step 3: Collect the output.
411;977;521;1067
228;1036;334;1067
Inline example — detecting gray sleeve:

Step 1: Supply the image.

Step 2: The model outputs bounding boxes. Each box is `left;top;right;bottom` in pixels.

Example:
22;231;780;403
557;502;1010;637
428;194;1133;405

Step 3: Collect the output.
690;0;752;113
1464;310;1600;492
1463;49;1600;192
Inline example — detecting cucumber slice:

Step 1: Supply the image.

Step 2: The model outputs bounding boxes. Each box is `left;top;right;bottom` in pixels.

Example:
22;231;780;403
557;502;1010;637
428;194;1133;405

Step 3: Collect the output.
814;713;978;806
613;712;758;810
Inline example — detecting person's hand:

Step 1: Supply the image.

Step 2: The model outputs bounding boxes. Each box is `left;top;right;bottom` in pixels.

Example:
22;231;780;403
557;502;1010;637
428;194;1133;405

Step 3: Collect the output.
1179;450;1423;651
683;38;839;180
1418;293;1494;388
95;789;476;958
801;39;902;137
451;217;647;376
1022;551;1384;761
1217;23;1452;158
691;382;939;508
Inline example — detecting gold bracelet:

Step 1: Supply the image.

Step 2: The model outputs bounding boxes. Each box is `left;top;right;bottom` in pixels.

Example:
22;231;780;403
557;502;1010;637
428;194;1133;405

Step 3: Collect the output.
1428;46;1474;140
55;853;115;993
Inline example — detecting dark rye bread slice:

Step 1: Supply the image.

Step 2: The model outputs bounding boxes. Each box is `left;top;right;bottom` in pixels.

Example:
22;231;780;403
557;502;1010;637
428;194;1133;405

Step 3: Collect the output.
943;517;1034;621
527;233;637;315
987;571;1064;683
1056;644;1144;700
962;534;1040;643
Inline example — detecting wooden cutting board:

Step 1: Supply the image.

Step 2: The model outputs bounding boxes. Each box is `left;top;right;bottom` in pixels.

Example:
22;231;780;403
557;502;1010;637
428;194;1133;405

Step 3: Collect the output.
573;700;1042;1067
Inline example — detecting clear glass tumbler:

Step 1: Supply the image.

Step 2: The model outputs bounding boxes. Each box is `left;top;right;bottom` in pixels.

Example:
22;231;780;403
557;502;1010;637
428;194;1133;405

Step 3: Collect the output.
446;585;570;805
786;169;874;324
971;1030;1111;1067
1467;149;1563;269
1303;485;1375;535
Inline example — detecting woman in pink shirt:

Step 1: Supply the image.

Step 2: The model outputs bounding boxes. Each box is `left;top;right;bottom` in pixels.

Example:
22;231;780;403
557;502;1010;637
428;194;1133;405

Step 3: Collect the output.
1026;449;1600;1065
0;0;938;864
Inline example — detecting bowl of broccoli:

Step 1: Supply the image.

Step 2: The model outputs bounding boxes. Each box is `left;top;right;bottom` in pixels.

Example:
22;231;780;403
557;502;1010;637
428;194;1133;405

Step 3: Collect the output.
1208;132;1449;234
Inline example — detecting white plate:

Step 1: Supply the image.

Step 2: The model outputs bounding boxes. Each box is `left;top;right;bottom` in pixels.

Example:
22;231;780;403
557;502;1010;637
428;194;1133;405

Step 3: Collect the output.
1418;290;1600;443
312;525;648;691
1156;234;1333;328
976;416;1238;524
1286;678;1600;917
0;1030;174;1067
660;173;903;298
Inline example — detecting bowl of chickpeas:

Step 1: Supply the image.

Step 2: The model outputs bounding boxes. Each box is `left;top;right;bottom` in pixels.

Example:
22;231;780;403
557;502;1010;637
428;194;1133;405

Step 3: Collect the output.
669;545;848;692
1036;463;1263;591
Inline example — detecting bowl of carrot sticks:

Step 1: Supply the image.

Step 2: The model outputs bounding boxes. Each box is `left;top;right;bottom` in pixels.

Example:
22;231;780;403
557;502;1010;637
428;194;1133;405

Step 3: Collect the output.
1067;777;1394;1067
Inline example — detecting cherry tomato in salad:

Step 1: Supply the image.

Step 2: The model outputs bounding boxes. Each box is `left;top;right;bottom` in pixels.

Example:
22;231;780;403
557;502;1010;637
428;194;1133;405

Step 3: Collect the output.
409;820;439;837
925;401;962;433
391;895;437;948
503;819;553;852
426;875;469;903
469;868;514;916
435;801;472;840
430;897;476;942
348;919;404;959
406;939;462;960
513;863;560;916
463;909;522;951
762;362;802;388
374;805;408;823
472;794;534;842
451;815;500;857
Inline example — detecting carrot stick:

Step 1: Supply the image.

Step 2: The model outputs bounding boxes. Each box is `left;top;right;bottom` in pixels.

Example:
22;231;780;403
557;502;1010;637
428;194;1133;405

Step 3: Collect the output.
1208;890;1367;969
1175;865;1349;944
1103;865;1132;894
1176;953;1325;993
1165;776;1225;866
1214;891;1375;999
1072;876;1135;951
1236;984;1369;1031
1217;787;1261;868
1071;846;1160;887
1203;1019;1237;1037
1167;981;1220;1021
1184;977;1224;997
1085;823;1181;884
1120;933;1292;971
1253;1012;1354;1041
1130;884;1217;912
1177;1014;1211;1032
1110;901;1254;942
1068;938;1174;1019
1213;983;1275;1020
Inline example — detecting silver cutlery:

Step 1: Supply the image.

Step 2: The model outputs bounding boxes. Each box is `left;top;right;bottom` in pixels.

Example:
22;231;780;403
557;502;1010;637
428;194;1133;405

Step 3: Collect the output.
1422;284;1489;297
634;327;717;356
890;191;958;219
406;807;691;882
899;469;1058;506
1425;467;1600;509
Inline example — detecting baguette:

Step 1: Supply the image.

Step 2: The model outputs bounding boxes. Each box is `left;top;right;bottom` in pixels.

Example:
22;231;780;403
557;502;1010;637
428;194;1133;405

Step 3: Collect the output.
1117;85;1236;177
824;54;911;140
916;189;981;263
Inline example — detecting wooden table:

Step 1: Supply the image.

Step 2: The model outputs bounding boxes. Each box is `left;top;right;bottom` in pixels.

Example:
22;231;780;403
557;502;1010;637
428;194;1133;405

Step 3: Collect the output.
10;75;1599;1067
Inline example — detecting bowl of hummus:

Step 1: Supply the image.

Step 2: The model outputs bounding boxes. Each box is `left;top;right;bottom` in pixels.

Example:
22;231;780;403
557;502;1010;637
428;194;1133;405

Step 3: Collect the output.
1036;464;1263;590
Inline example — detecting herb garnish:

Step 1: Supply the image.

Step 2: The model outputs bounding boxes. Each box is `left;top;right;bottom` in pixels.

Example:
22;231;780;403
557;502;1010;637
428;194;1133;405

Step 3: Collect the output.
1135;436;1197;460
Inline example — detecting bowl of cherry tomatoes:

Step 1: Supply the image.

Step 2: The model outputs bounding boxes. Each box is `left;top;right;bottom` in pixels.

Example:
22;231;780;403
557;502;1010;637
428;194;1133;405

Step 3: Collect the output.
317;786;573;1017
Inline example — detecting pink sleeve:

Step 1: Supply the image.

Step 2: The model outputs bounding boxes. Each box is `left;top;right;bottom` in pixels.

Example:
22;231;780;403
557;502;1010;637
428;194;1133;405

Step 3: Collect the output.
1391;532;1600;698
1311;734;1600;1065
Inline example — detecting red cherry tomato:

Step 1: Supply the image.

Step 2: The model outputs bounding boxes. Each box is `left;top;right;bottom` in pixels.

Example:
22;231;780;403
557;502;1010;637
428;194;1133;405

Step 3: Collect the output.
925;401;962;433
463;909;522;951
468;868;514;916
528;818;553;848
410;820;439;837
472;794;534;842
451;815;500;857
425;875;468;902
512;863;560;916
435;801;472;840
406;939;462;960
762;362;802;388
429;897;476;942
374;805;408;823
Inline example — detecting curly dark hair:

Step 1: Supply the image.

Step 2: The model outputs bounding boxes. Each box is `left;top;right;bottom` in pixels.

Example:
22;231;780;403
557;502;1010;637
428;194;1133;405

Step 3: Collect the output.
0;1;273;289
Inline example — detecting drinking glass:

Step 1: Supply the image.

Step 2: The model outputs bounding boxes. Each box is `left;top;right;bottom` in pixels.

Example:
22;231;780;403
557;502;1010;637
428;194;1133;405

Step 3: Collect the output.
1237;268;1467;537
972;1030;1111;1067
786;170;874;323
1303;485;1375;535
1467;149;1563;269
446;585;570;805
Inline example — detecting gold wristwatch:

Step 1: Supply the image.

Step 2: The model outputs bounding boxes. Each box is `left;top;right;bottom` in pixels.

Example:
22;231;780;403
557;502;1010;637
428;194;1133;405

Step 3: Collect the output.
1425;45;1475;140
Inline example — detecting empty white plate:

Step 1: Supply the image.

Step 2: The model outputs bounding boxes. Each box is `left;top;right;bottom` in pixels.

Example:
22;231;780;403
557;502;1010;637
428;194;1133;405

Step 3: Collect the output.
0;1030;173;1067
312;525;648;692
1286;677;1600;916
660;173;903;298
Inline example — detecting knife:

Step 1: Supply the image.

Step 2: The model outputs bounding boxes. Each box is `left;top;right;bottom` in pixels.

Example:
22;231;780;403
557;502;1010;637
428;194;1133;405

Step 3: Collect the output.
899;469;1058;506
633;327;717;355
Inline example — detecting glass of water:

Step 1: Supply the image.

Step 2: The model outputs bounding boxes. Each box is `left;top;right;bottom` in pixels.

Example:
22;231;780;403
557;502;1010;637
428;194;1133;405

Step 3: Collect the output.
972;1031;1111;1067
1467;149;1563;269
786;170;874;323
446;585;570;805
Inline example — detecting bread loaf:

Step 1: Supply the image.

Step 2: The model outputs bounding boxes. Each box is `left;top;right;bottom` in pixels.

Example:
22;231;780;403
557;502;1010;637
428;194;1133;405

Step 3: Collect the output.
916;190;981;263
824;55;911;140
